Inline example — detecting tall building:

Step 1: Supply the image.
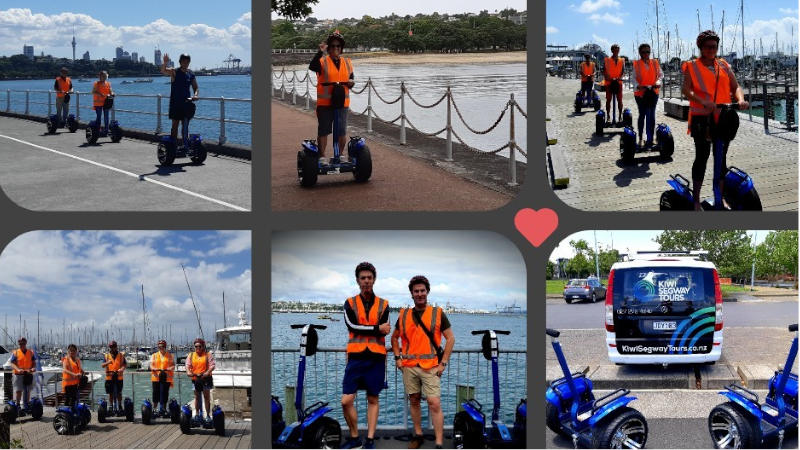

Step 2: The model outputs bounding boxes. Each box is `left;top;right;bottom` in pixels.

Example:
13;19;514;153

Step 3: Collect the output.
154;48;162;65
139;56;146;64
23;45;34;60
115;46;124;60
131;52;138;63
71;32;76;62
82;51;90;61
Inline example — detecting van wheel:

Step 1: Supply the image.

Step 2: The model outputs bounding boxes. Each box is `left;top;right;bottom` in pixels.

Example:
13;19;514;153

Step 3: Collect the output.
708;402;760;449
592;407;648;449
592;292;597;302
545;402;569;437
565;297;572;304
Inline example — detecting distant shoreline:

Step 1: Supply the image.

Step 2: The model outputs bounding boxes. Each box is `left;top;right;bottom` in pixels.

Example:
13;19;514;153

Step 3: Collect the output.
347;51;527;64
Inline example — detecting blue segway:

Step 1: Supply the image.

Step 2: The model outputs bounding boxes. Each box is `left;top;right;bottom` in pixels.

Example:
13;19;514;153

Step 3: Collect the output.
4;370;43;423
545;328;648;448
619;123;674;164
179;375;225;436
157;98;206;166
596;80;632;135
53;374;92;435
46;112;78;134
274;324;341;448
708;323;797;448
272;396;286;442
85;96;122;144
97;371;134;423
453;330;526;448
659;166;762;211
142;370;180;425
575;88;601;113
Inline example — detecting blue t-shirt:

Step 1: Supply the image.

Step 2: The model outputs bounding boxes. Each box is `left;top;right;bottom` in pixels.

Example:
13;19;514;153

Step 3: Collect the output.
170;68;195;106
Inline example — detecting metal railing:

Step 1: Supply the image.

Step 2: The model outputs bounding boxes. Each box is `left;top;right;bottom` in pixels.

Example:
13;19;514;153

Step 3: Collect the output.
3;89;252;145
270;348;527;430
272;68;527;185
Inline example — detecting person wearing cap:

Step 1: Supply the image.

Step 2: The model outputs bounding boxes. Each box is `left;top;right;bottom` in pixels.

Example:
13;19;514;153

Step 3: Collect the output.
54;67;73;126
340;261;390;449
603;44;625;123
309;31;354;161
186;338;215;422
61;344;84;407
101;341;126;413
391;276;455;450
682;30;748;210
9;337;37;407
633;43;663;148
579;54;596;102
150;339;175;417
161;53;199;149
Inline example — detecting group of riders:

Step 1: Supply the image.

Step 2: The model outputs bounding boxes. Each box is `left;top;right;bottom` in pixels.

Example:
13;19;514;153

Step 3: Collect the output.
9;336;216;424
578;29;748;211
50;52;199;149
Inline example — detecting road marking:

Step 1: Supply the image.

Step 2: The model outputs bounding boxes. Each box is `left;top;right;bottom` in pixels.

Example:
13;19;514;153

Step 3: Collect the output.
0;134;249;212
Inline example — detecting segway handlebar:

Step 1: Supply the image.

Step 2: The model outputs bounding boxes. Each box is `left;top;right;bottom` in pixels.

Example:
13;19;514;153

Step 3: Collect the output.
790;324;798;332
290;324;327;330
471;329;510;335
545;328;560;338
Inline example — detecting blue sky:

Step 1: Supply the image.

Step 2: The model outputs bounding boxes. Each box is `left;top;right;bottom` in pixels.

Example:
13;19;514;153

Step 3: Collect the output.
550;230;772;261
272;0;527;20
0;231;251;347
547;0;798;59
0;3;250;68
271;231;526;310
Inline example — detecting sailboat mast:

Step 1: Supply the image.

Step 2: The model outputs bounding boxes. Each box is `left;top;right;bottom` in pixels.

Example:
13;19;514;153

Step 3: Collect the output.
223;291;227;328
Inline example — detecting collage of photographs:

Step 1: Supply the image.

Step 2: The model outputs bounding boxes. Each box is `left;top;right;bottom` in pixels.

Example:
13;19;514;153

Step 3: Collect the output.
0;0;796;449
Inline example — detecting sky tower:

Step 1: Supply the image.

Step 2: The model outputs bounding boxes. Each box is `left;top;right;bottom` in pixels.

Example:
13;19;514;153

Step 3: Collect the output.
71;28;76;62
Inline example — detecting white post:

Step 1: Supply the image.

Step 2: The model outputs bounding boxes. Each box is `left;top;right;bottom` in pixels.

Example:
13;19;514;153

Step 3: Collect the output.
281;81;285;100
400;82;406;145
367;78;373;133
219;98;227;145
508;94;517;186
292;72;296;105
156;95;162;134
445;85;453;161
305;75;310;110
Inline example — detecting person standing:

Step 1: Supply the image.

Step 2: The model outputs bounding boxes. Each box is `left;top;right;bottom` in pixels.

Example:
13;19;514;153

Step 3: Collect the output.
150;339;175;417
61;344;83;407
186;338;215;423
101;341;126;413
633;43;663;147
579;54;596;101
310;31;354;161
603;44;625;123
161;53;199;149
391;276;455;449
340;261;390;449
54;67;73;125
9;337;36;407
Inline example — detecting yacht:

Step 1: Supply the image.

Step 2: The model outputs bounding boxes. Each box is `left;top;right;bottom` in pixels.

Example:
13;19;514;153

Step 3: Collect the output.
212;308;251;418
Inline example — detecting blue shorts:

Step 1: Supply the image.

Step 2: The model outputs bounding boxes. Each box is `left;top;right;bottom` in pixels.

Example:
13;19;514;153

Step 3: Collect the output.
342;358;385;396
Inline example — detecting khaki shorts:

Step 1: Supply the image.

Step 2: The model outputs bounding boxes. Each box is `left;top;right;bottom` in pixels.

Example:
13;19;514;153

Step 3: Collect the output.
401;366;441;398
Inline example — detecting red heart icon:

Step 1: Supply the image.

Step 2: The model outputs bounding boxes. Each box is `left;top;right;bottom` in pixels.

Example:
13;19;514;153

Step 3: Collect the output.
514;208;559;247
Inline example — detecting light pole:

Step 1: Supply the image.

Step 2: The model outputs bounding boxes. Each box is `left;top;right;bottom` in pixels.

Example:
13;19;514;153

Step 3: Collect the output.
750;231;757;291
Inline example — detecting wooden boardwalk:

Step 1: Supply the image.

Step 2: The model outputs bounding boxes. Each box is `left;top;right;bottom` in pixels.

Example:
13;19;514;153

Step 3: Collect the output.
546;77;798;211
10;408;250;449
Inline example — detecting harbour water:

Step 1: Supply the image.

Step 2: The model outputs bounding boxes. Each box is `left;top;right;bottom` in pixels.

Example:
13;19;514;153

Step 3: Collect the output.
270;312;527;428
0;75;252;146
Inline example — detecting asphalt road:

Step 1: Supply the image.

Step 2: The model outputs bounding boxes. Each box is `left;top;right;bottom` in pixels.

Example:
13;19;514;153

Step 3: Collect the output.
0;117;251;211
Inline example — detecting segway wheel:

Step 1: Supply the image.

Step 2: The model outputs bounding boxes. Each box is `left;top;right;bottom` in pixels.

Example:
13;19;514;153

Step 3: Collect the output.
190;142;207;164
302;415;341;449
97;402;107;423
513;400;527;448
110;126;123;143
595;113;605;136
170;401;181;424
141;403;152;425
53;411;74;435
180;410;192;434
591;407;648;449
212;406;225;436
708;402;760;449
31;398;43;420
735;188;763;211
453;410;483;449
659;190;694;211
659;132;674;159
80;407;91;428
623;110;633;128
621;134;636;165
157;142;176;166
46;120;57;135
4;404;17;424
545;402;569;437
68;118;78;133
298;149;319;187
124;399;134;422
593;99;601;111
86;126;99;145
574;101;581;113
352;145;372;182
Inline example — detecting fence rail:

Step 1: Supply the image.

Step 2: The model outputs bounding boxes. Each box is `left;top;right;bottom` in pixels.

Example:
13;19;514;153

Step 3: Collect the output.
3;89;252;145
272;68;527;185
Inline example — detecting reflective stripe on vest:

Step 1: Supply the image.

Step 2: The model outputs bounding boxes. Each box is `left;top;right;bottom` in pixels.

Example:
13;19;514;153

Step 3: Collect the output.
93;81;111;107
105;352;124;380
316;56;352;107
56;77;71;98
634;59;660;96
604;57;624;83
399;306;441;369
13;349;34;374
189;351;209;380
346;295;387;354
62;356;82;391
150;351;175;385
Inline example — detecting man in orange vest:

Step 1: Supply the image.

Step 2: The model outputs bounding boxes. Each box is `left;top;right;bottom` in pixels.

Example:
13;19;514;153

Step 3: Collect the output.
579;54;596;101
101;341;126;413
633;43;662;147
310;31;354;161
150;339;175;417
9;337;37;407
340;261;390;449
603;44;625;123
53;67;73;126
391;275;455;450
681;30;748;210
186;338;216;422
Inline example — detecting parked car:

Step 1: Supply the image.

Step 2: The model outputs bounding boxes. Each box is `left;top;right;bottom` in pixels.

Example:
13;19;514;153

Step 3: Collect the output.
563;277;606;304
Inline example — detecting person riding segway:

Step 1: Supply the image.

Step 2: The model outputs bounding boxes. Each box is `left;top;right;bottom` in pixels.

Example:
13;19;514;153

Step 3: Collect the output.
142;339;179;424
157;53;205;165
604;45;626;125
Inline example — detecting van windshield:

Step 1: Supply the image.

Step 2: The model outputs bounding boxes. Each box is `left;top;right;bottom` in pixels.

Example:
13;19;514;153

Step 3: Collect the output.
613;267;714;308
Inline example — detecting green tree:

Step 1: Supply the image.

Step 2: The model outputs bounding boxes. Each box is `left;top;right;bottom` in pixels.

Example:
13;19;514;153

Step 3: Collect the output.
754;231;798;282
272;0;318;20
546;260;555;280
654;230;753;279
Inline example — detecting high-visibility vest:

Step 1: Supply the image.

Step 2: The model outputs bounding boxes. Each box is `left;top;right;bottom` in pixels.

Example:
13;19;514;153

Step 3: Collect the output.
316;55;353;107
104;352;124;380
93;81;111;107
55;77;71;98
580;62;595;82
150;351;175;386
604;57;624;84
13;349;34;374
398;306;443;370
686;58;733;122
62;356;82;391
633;58;661;96
188;351;209;381
346;295;388;355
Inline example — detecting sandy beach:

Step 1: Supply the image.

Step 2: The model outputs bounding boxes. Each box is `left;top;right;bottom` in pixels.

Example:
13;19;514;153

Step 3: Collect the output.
346;51;527;64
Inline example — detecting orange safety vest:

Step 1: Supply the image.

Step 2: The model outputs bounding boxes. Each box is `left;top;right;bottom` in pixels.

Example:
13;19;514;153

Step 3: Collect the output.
580;62;595;82
316;55;353;107
686;58;733;124
603;57;624;85
62;356;82;391
346;295;388;355
633;58;661;96
150;351;175;386
13;349;34;374
104;352;124;380
93;81;111;107
55;77;71;98
188;351;209;381
398;305;443;370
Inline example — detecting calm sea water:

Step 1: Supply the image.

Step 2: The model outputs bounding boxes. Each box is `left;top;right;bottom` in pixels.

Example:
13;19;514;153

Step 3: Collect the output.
77;359;197;407
278;62;528;162
0;75;252;146
270;312;527;427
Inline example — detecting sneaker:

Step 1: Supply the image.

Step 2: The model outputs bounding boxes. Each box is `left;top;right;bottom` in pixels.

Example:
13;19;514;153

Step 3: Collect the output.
408;435;425;449
340;437;363;449
644;140;654;149
435;446;443;449
363;437;376;449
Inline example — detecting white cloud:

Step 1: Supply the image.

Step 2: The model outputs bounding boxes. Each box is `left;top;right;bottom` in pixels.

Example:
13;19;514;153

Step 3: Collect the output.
573;0;620;14
779;8;798;15
589;12;623;25
207;231;251;257
591;34;612;49
546;26;559;34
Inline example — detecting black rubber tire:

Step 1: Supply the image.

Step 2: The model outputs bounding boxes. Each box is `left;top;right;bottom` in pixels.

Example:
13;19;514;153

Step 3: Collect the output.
708;402;760;449
623;112;633;128
545;402;569;437
80;407;91;428
46;120;57;135
621;135;636;165
4;404;17;424
157;142;176;166
86;126;98;145
170;404;180;424
298;149;319;187
591;407;648;449
453;410;484;449
513;402;526;448
53;411;74;435
659;190;693;211
190;143;207;164
302;415;341;449
68;119;78;133
593;99;601;111
565;297;572;304
596;114;605;136
353;145;372;182
97;402;107;423
31;399;43;420
592;292;597;303
125;399;134;422
659;133;674;159
180;411;191;434
142;403;152;425
110;126;123;143
735;188;763;211
574;101;581;113
213;408;225;436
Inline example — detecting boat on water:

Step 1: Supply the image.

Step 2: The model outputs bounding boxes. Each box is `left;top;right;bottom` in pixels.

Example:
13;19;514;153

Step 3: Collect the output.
317;314;332;320
133;78;153;83
212;308;251;418
76;78;91;82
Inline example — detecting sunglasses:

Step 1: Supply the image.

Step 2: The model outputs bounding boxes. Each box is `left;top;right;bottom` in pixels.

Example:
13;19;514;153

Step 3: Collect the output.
194;345;203;348
329;44;341;48
702;44;718;49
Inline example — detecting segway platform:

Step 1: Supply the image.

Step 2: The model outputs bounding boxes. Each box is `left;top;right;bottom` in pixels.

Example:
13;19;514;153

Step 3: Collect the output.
179;402;225;436
141;398;180;425
619;123;674;164
157;134;207;166
574;90;601;113
297;137;372;187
